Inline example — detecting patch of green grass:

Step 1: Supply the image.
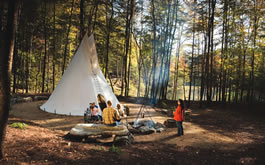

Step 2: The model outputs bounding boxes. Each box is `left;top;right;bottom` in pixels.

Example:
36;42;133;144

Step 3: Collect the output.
90;146;106;152
10;122;28;129
98;146;105;151
109;145;122;154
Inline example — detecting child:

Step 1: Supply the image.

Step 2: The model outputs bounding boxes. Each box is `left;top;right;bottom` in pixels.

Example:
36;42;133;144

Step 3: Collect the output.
91;102;102;121
115;104;123;125
173;99;184;136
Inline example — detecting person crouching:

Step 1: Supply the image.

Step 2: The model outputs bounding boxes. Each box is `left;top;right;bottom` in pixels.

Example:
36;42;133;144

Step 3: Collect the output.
102;100;120;126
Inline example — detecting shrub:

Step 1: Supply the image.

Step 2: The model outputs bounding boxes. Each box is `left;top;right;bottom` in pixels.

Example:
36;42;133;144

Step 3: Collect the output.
10;122;28;129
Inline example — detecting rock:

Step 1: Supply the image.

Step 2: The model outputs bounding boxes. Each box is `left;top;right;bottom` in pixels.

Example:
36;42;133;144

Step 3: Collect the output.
164;119;177;128
155;127;165;133
154;122;166;129
114;133;135;146
154;122;166;133
23;97;33;102
34;96;49;101
139;126;156;134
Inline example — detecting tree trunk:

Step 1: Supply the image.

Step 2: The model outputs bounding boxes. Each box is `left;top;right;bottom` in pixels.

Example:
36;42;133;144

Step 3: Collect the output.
218;12;225;102
42;0;47;93
52;0;56;91
12;33;18;94
62;0;75;75
126;39;132;96
35;55;41;93
0;3;3;30
188;1;196;107
92;0;98;32
199;12;207;108
163;1;179;100
183;61;186;101
222;0;228;104
79;0;84;41
137;48;141;97
122;0;134;96
209;0;216;102
172;22;183;101
104;0;114;78
249;0;259;103
0;0;18;159
46;41;50;92
150;0;157;103
26;34;32;93
205;0;211;104
240;34;248;102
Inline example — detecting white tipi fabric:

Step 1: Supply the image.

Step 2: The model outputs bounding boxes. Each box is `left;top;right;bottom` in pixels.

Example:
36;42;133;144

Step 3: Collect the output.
40;34;120;116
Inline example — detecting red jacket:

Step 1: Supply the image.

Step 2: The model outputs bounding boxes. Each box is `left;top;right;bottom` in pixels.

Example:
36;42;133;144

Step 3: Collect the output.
174;106;184;121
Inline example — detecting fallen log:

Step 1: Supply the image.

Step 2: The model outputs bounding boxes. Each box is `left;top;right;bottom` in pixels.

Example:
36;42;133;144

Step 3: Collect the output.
70;124;129;136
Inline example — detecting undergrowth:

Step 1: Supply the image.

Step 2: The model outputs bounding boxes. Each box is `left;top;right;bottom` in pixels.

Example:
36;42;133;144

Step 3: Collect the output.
10;122;28;129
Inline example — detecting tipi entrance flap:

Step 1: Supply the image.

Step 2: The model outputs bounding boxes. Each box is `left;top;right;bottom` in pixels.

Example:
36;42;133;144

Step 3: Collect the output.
40;34;121;116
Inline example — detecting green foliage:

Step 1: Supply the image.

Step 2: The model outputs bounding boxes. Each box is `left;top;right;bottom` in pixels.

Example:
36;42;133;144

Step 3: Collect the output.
4;0;264;104
91;146;105;152
10;122;28;129
109;145;121;154
97;146;105;151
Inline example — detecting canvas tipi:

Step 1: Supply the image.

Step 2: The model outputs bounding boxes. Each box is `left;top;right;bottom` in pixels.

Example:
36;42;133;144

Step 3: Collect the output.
40;34;121;116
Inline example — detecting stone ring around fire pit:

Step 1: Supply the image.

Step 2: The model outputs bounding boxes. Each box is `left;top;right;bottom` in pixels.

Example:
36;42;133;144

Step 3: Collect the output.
69;124;135;145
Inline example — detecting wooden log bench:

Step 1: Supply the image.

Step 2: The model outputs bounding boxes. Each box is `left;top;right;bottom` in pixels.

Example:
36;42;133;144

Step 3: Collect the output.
69;124;134;145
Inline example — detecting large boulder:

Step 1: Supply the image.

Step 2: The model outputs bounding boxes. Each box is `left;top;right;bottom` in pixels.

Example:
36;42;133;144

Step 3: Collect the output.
113;133;135;146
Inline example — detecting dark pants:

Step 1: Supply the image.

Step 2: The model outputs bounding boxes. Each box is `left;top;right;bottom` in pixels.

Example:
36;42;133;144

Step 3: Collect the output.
98;115;103;121
92;115;103;121
176;121;184;136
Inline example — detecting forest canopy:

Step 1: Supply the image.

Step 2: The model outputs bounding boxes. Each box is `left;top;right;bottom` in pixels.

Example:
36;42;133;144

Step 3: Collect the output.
0;0;264;105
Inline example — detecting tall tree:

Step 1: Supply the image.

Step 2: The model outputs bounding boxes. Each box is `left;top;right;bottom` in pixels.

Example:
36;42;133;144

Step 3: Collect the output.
188;0;196;107
52;0;56;91
104;0;114;78
0;0;18;159
41;0;47;92
79;0;84;41
62;0;75;75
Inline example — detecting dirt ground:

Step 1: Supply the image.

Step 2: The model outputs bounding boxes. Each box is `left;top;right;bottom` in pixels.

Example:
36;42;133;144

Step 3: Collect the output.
1;100;265;165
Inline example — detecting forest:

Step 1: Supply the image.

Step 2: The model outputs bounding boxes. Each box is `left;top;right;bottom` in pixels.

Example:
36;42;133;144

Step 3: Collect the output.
0;0;265;164
1;0;265;104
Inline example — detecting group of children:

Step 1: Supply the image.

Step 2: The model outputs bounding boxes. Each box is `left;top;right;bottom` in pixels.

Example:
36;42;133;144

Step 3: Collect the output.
89;101;124;126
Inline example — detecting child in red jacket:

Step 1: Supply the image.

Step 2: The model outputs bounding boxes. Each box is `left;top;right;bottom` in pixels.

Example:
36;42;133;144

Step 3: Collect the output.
174;99;184;136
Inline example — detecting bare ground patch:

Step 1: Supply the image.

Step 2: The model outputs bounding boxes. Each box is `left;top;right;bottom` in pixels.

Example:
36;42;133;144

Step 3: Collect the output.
1;101;265;164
